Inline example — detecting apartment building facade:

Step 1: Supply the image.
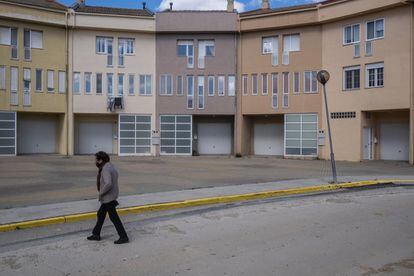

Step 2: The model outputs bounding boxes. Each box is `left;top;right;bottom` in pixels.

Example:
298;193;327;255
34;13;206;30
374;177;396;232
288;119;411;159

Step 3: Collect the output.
156;8;238;155
237;0;414;164
0;0;68;156
67;1;156;156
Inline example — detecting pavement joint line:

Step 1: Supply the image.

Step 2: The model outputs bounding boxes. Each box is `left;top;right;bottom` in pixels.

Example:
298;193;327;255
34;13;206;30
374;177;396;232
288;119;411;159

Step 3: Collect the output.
1;179;413;233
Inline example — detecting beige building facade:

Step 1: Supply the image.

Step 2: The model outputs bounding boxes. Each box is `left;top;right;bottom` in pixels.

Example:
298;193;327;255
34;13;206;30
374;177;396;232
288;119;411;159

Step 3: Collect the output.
0;0;68;156
67;2;156;156
237;0;414;164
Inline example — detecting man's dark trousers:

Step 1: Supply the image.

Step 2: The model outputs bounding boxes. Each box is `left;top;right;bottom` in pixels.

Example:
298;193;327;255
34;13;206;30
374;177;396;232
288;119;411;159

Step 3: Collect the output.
92;200;128;238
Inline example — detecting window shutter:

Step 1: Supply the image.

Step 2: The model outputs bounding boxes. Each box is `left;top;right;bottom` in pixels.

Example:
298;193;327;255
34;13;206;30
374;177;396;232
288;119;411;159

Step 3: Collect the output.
31;31;43;49
0;27;11;45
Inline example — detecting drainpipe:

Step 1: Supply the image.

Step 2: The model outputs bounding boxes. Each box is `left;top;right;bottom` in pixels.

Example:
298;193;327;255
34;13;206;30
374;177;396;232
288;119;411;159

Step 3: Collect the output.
65;11;69;156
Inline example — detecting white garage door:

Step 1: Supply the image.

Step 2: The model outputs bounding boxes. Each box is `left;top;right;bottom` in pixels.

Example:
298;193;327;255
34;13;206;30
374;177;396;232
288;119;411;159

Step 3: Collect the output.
254;123;284;155
380;123;409;161
198;123;232;155
18;117;57;154
78;122;113;154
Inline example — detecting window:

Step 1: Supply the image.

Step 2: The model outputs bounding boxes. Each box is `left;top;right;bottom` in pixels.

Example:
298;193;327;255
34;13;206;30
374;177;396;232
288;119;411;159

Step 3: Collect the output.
96;73;102;94
187;75;194;109
160;75;173;95
0;27;11;45
11;67;18;92
58;71;66;93
23;29;31;60
198;40;215;69
283;34;300;65
117;74;124;96
31;31;43;49
366;62;384;88
139;75;152;95
128;74;135;95
11;28;17;59
23;68;31;92
118;38;135;55
228;75;236;97
304;71;318;93
47;70;54;92
197;76;205;109
72;72;80;94
208;75;215;96
262;36;278;66
218;75;225;96
271;73;278;108
242;75;248;96
293;72;300;93
282;72;289;108
367;19;384;40
84;73;91;94
96;37;113;54
252;74;258;95
107;73;113;95
35;69;42;91
0;66;5;90
343;24;360;44
285;114;318;156
177;40;194;68
343;66;360;90
261;73;268;95
176;75;183;95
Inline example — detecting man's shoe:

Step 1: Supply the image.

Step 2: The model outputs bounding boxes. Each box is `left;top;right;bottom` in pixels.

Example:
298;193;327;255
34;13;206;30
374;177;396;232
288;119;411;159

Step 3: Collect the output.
87;235;101;241
114;237;129;244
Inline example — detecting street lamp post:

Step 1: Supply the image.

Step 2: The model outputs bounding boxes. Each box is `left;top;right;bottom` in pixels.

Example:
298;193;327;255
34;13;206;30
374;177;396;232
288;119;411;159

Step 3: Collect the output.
317;70;338;183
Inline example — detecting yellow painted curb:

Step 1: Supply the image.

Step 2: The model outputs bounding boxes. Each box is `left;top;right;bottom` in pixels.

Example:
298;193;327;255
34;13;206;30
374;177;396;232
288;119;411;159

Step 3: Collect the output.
0;179;413;233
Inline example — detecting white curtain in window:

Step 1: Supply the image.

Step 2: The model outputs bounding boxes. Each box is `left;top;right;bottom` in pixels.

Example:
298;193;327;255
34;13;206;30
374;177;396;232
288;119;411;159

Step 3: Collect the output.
31;31;43;49
11;68;18;91
284;34;300;52
0;27;10;45
198;41;206;69
228;75;235;96
47;70;54;90
24;69;31;81
0;67;5;90
272;37;278;66
59;71;66;93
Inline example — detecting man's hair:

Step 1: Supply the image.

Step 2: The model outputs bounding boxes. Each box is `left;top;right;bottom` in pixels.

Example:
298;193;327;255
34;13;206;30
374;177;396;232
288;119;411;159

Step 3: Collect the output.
95;151;110;163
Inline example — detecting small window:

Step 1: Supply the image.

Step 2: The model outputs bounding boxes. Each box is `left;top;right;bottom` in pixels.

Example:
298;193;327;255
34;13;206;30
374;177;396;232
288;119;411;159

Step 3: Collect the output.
343;24;360;45
176;75;183;95
0;66;6;90
242;75;248;96
96;73;103;94
107;73;113;95
304;71;318;93
367;19;384;40
23;68;31;92
0;27;11;45
128;74;135;95
31;30;43;49
177;40;194;68
84;73;91;94
139;75;152;95
271;73;278;108
198;40;215;69
208;75;215;96
10;67;18;92
343;66;360;90
117;74;124;96
283;34;300;52
47;70;54;92
119;38;135;55
58;71;66;93
252;74;258;95
197;76;205;109
366;62;384;88
160;75;172;95
293;72;300;94
261;73;268;95
187;75;194;109
96;37;113;54
35;69;42;92
228;75;236;97
282;72;289;108
218;75;225;96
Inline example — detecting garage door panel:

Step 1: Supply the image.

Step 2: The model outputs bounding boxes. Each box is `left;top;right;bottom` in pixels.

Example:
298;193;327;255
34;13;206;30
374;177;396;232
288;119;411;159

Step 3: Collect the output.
0;112;16;156
198;123;232;155
19;118;57;154
254;123;284;156
78;122;113;154
160;115;192;155
380;123;409;161
119;115;152;156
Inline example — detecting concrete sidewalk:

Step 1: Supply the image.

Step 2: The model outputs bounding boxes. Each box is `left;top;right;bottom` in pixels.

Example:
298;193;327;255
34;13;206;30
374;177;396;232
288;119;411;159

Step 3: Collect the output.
1;175;414;226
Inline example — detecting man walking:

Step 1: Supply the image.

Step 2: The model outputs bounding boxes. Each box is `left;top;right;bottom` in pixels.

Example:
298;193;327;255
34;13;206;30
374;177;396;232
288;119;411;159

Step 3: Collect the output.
87;151;129;244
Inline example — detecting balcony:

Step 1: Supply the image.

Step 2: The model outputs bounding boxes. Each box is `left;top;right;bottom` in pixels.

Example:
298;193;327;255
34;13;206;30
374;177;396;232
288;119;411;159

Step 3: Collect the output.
107;96;124;112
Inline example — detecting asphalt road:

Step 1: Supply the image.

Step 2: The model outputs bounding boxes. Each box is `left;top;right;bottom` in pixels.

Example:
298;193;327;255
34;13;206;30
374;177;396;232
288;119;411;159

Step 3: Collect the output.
0;155;413;208
0;186;413;275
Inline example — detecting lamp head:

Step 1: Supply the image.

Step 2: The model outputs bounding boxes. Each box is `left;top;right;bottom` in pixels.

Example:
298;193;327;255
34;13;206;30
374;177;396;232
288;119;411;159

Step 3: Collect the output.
317;70;330;85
